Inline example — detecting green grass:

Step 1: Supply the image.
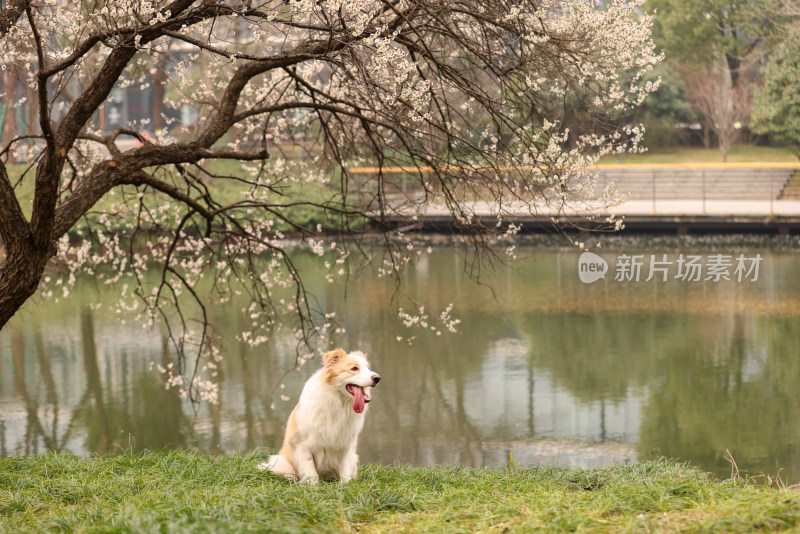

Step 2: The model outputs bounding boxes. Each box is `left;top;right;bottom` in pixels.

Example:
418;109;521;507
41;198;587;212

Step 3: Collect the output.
1;451;799;532
600;145;799;164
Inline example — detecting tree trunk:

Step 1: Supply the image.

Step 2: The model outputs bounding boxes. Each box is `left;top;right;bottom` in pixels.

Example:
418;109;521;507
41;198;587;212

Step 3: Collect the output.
0;242;52;328
702;122;711;149
151;54;168;133
27;85;37;138
2;66;18;164
715;52;735;163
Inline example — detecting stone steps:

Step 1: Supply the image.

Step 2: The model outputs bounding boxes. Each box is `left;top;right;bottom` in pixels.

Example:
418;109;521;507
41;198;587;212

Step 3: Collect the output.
591;169;792;201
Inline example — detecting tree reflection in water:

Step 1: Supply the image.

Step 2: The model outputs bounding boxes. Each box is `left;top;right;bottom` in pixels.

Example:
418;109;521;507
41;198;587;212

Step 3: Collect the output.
1;309;188;455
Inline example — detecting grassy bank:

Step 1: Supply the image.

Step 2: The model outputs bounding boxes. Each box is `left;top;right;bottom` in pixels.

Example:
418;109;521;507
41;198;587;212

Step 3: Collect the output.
1;451;799;532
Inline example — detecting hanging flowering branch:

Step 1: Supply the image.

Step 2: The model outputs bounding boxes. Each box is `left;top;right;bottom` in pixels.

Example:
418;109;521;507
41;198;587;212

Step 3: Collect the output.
0;0;661;402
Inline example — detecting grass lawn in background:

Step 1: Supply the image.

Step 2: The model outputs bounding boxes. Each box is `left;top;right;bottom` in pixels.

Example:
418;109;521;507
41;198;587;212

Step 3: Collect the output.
599;145;798;165
1;451;799;532
4;159;352;233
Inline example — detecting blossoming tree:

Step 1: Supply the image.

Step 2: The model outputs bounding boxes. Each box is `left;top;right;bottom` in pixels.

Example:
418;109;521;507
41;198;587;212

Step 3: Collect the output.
0;0;660;401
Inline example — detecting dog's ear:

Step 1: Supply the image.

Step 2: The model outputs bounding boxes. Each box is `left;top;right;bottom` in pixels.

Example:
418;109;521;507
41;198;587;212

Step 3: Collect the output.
323;349;347;366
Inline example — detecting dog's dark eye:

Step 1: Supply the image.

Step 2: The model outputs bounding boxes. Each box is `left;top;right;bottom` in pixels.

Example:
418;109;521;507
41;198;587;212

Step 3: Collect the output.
351;366;359;371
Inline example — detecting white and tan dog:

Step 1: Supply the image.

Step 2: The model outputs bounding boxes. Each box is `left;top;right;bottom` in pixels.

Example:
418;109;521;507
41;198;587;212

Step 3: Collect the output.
258;349;380;483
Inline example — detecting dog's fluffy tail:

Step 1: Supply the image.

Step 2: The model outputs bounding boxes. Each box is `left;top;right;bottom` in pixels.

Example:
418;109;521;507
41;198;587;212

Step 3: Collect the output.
257;454;297;479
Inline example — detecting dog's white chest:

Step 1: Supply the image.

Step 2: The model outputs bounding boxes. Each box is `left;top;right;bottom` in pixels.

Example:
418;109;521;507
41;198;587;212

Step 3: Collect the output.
298;390;366;450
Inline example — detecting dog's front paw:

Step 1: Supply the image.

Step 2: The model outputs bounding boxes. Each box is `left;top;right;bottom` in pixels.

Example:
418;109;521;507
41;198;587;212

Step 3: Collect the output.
300;475;320;485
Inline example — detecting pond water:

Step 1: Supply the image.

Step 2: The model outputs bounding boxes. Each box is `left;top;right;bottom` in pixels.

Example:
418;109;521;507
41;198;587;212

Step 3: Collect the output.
2;235;800;481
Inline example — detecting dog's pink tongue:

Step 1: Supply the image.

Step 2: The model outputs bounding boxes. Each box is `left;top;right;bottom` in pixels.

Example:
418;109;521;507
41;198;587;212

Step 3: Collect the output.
352;386;365;413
